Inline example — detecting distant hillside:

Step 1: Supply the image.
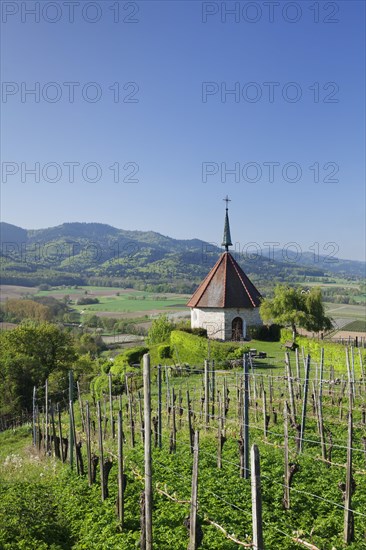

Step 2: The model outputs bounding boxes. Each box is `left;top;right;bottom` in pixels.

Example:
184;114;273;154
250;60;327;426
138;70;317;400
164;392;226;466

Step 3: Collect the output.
0;221;364;291
0;222;28;244
273;249;365;278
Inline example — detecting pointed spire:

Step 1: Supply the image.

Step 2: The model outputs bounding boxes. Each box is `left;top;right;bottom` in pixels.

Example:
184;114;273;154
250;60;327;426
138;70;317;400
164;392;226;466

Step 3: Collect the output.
222;195;233;252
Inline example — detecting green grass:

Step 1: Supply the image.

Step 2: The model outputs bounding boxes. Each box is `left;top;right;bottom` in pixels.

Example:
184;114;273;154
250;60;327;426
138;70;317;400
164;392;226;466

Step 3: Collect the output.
0;426;62;484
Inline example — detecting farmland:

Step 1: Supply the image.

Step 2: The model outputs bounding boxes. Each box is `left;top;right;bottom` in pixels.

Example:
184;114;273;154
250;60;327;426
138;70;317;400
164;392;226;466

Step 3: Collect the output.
1;283;365;323
1;285;365;345
342;320;366;333
35;286;189;319
324;303;366;321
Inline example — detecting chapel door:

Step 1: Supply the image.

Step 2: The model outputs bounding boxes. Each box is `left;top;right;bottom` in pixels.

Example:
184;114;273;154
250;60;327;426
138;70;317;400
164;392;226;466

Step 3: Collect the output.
232;317;243;341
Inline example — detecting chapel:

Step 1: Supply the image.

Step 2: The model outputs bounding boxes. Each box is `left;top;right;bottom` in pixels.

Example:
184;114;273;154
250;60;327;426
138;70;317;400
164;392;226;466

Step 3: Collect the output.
187;197;262;340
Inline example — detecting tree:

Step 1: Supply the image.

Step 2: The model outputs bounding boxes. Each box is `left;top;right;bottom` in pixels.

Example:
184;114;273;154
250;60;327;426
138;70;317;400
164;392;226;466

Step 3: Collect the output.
146;314;174;345
2;298;52;323
83;314;102;328
260;285;332;338
302;287;333;333
0;322;76;417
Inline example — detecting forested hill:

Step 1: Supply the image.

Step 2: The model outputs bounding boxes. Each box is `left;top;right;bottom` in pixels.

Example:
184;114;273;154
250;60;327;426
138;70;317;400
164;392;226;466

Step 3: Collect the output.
0;221;364;291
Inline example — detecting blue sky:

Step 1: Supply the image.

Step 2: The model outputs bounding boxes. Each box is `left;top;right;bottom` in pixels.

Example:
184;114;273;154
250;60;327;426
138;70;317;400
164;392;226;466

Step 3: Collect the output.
1;0;365;261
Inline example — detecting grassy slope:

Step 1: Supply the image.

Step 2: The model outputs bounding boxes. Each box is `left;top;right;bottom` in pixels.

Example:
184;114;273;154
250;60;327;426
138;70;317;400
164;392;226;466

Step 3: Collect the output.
1;364;366;550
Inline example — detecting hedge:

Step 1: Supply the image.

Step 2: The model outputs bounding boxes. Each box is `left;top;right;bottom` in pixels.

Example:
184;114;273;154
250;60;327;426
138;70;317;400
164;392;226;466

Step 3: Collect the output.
170;330;247;366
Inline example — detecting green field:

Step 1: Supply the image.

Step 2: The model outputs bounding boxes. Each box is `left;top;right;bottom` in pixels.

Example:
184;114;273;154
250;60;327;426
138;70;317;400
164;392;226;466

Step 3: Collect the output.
35;285;123;296
34;286;190;316
324;302;366;320
74;294;188;314
342;320;366;332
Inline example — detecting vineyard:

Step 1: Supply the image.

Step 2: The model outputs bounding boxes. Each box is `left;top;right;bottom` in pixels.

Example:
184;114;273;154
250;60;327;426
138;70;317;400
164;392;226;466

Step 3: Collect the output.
1;347;366;550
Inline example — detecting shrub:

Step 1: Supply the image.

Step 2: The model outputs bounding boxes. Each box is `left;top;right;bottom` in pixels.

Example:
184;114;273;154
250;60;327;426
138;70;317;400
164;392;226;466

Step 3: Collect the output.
90;373;108;398
249;324;281;341
109;362;128;376
123;346;149;366
100;360;112;374
90;370;125;398
146;315;174;345
179;327;208;337
170;330;208;364
232;345;251;359
170;330;244;366
76;297;99;305
158;344;171;359
38;283;51;291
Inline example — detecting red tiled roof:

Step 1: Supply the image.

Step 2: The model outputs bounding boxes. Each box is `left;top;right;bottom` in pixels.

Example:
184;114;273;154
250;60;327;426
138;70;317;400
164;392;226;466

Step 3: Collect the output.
187;252;261;309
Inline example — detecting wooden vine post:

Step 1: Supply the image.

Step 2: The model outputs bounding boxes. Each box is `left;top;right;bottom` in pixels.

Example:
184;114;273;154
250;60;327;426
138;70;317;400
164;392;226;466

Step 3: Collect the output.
143;354;153;550
251;444;264;549
344;401;354;543
350;347;356;399
262;390;268;439
359;348;365;395
187;390;194;453
157;364;162;448
50;403;58;459
45;379;49;454
217;392;222;469
268;374;273;407
77;380;86;433
170;388;177;453
344;366;354;543
102;394;108;439
108;372;115;439
32;386;37;447
211;359;215;417
85;401;92;486
36;405;41;452
97;401;106;501
138;391;145;444
57;404;65;462
166;367;171;429
299;355;311;454
117;408;125;527
283;402;290;510
204;360;210;429
318;348;326;461
70;398;79;475
125;374;135;448
285;352;296;424
69;370;74;469
295;348;301;399
243;353;250;479
345;348;353;400
189;430;200;550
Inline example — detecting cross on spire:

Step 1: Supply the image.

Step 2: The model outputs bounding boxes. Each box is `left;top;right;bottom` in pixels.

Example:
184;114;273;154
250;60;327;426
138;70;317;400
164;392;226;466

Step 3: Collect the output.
222;196;233;252
223;195;231;210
